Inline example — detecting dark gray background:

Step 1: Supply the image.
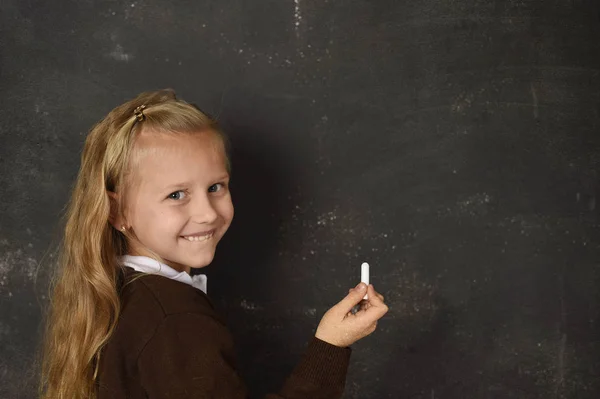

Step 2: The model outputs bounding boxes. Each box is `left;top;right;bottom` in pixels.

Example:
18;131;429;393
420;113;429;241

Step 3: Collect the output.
1;0;600;398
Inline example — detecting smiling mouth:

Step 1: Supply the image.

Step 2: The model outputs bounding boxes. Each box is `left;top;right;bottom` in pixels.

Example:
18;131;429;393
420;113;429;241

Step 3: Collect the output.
181;230;215;242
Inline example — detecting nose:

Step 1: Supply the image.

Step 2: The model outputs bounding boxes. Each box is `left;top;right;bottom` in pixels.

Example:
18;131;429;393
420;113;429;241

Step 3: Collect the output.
190;193;218;224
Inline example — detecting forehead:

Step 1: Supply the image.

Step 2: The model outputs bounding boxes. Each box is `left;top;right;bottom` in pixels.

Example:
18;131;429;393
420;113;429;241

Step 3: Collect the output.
129;129;227;188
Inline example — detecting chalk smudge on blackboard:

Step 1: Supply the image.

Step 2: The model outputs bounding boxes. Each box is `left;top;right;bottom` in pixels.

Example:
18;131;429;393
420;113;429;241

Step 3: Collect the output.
108;43;133;62
457;192;492;214
303;307;316;317
531;82;539;119
239;299;316;318
435;192;493;218
293;0;302;36
451;92;474;114
0;240;38;291
316;210;337;226
240;299;263;311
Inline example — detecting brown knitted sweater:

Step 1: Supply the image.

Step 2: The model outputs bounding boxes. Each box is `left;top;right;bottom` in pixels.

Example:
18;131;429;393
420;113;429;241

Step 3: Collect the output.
97;268;351;398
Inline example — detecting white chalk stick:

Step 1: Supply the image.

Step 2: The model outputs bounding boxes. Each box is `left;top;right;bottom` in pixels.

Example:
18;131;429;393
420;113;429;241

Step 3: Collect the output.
361;262;369;299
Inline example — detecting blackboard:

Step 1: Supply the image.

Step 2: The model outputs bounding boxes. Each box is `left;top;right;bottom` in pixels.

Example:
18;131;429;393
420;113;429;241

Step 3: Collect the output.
1;1;600;397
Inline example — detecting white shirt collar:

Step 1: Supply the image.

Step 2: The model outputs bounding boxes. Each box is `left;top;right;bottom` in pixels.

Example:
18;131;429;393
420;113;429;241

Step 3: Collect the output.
119;255;207;294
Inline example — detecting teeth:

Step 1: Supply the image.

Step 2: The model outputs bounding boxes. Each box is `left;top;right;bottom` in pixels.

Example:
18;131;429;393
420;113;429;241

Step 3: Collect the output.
183;232;213;242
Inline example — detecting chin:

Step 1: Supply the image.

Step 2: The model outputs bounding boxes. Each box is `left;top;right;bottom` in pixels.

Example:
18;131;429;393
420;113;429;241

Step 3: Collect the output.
186;254;215;269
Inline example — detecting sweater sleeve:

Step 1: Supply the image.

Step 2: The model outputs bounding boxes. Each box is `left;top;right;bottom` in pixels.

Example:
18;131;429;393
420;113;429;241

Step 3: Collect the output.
137;313;351;399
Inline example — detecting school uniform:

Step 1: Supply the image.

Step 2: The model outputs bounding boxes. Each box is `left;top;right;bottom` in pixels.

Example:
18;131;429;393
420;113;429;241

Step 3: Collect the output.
97;255;351;399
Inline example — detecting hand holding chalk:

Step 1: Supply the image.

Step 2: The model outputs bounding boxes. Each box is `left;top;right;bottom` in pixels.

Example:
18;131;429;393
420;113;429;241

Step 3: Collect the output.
315;282;388;348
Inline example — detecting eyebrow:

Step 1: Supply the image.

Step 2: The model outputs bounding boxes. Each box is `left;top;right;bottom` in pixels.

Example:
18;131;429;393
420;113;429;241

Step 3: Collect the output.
160;174;230;193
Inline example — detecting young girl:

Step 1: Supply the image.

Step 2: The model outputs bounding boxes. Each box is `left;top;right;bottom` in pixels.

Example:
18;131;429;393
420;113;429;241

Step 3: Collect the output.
40;89;388;399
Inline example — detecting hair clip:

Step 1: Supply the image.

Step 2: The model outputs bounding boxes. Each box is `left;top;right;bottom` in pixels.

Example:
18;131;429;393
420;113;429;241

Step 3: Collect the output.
133;104;146;122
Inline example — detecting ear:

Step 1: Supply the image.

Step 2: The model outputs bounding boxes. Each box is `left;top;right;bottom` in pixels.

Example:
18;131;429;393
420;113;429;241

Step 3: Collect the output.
107;191;127;231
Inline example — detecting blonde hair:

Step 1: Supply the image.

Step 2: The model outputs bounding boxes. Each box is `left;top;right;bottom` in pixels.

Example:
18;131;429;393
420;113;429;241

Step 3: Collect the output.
40;89;228;399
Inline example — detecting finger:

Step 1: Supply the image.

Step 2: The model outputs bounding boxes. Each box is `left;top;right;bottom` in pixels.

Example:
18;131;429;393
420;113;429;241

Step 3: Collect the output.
352;289;383;314
369;290;384;302
367;284;384;300
349;287;375;298
365;285;389;316
368;285;386;303
334;283;368;315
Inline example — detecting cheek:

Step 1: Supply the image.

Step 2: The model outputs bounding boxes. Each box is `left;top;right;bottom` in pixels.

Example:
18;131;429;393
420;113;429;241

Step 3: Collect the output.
218;197;234;226
131;204;183;233
130;203;160;225
160;209;188;229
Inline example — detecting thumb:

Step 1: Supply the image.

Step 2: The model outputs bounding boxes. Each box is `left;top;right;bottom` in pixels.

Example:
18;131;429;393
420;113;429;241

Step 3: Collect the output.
334;283;367;314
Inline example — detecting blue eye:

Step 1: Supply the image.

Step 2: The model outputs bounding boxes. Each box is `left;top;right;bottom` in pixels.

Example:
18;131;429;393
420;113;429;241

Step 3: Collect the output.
167;190;186;200
208;183;225;193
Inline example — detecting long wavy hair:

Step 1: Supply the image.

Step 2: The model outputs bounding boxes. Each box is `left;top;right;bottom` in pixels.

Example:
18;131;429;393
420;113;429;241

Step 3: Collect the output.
40;89;228;399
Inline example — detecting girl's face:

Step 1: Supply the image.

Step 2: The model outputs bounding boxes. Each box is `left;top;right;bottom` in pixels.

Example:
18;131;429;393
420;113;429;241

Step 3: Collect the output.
123;130;233;273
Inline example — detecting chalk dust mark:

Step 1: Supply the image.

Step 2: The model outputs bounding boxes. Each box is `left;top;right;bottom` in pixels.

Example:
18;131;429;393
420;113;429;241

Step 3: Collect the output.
531;83;539;119
240;299;263;311
0;245;37;290
302;307;316;317
108;44;133;62
451;92;473;114
293;0;302;37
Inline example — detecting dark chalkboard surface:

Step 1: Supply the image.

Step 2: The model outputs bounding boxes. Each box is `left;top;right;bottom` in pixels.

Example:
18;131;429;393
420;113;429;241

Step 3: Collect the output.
1;1;600;398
